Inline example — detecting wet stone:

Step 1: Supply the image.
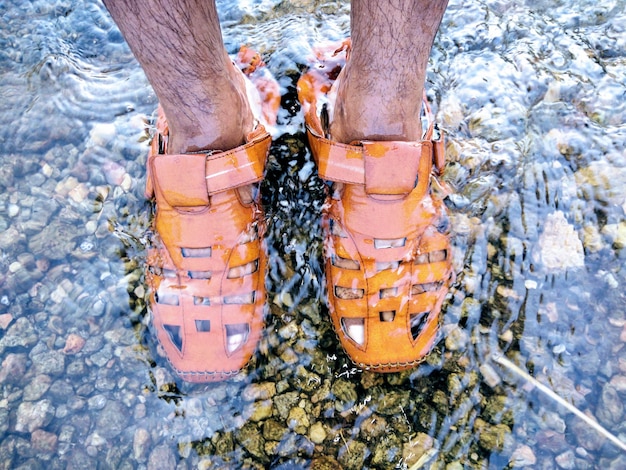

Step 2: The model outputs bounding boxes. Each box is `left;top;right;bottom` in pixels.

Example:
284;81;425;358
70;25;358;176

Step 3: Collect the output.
21;199;58;234
445;462;465;470
536;429;569;454
0;313;13;330
0;164;14;189
62;333;86;354
0;317;38;351
0;226;21;251
278;321;298;340
133;402;146;420
105;444;128;469
48;379;74;403
147;444;176;470
55;404;69;419
509;444;536;467
374;389;411;416
82;335;104;354
596;384;623;427
273;391;300;420
482;395;513;427
480;363;502;388
0;353;28;385
0;409;9;436
212;431;234;457
601;222;626;250
426;390;448;417
243;382;277;401
331;379;358;412
445;326;469;351
89;342;113;367
609;375;626;392
12;435;31;460
30;347;66;377
236;423;268;463
68;397;87;412
104;327;136;346
263;419;288;441
543;411;566;434
371;435;401;467
359;371;384;390
31;429;58;457
66;359;87;376
574;347;602;377
582;225;604;252
133;427;151;462
311;379;332;405
604;454;626;470
475;418;511;452
15;399;55;433
308;421;327;444
310;456;343;470
279;346;299;364
291;366;322;392
287;406;310;434
27;221;79;260
87;394;107;411
7;265;43;293
95;369;117;392
264;440;279;457
246;399;273;422
23;374;52;401
532;211;584;272
95;400;128;439
86;431;106;456
555;450;576;469
296;436;317;459
337;439;369;470
16;456;44;470
360;414;388;439
182;397;203;417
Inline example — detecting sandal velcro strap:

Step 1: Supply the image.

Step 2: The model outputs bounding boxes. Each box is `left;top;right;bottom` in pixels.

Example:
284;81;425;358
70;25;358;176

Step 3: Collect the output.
307;132;364;184
362;141;422;196
306;128;434;198
205;129;271;193
149;127;271;208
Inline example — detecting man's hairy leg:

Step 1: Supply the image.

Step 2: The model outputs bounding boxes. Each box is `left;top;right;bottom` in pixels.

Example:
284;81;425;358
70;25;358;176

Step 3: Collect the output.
331;0;448;143
103;0;253;154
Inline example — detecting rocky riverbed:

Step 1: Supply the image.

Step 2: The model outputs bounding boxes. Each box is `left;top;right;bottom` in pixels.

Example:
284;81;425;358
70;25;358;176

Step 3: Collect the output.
1;0;626;468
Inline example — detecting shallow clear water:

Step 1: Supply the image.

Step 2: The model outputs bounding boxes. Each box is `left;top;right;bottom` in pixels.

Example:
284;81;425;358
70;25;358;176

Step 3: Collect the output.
1;0;626;468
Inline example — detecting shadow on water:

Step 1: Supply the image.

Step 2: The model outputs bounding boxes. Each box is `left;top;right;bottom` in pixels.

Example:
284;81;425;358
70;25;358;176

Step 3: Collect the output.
1;0;626;468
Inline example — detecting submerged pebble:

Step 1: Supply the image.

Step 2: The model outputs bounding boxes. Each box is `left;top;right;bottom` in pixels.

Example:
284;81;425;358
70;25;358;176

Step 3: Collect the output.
532;211;585;271
62;334;86;355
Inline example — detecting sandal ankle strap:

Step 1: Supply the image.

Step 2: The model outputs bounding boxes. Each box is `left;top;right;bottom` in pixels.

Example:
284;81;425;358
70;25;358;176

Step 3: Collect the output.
145;125;271;207
305;125;445;199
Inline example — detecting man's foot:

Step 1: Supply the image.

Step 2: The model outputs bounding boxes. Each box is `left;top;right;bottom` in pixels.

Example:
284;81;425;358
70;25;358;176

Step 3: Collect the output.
298;41;453;372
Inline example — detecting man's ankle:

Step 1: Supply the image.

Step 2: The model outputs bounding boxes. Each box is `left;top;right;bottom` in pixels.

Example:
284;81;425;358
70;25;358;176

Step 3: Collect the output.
330;65;424;144
162;66;254;154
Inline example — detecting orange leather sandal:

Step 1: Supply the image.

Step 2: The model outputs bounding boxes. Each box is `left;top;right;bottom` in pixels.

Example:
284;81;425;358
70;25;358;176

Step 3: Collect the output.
145;49;279;382
297;41;453;372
